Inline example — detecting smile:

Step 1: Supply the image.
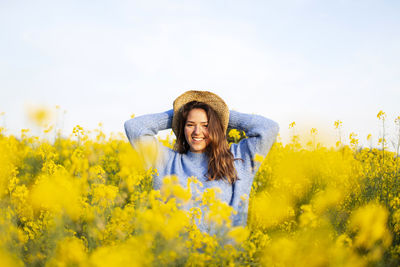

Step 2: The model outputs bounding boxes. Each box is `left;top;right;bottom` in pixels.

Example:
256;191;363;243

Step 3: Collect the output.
192;137;205;141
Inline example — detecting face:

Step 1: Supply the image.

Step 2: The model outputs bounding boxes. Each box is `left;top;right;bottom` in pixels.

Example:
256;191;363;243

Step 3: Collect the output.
184;108;210;153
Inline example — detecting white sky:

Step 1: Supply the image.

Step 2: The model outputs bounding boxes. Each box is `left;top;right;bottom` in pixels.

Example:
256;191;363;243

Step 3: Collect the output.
1;0;399;148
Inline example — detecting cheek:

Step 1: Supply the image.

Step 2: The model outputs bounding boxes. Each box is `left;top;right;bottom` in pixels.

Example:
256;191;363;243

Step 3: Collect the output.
184;127;191;140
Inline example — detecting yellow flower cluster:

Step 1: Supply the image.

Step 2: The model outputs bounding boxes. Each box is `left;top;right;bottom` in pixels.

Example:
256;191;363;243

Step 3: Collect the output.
0;113;399;266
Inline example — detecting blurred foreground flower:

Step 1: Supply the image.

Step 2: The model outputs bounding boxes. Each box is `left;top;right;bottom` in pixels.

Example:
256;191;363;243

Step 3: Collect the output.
26;105;54;127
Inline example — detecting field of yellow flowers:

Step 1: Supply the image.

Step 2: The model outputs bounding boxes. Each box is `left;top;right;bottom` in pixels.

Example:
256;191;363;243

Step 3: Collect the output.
0;111;399;266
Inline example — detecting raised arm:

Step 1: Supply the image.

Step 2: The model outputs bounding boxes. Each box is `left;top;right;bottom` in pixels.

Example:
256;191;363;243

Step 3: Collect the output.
229;110;279;168
124;109;173;144
124;109;174;168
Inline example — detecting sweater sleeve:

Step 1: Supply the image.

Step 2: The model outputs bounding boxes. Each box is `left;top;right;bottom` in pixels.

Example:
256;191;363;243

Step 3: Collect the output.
124;109;174;168
228;110;279;226
229;110;279;168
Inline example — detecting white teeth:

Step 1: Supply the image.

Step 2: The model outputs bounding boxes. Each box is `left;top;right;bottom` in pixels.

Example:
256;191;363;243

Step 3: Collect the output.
193;138;203;141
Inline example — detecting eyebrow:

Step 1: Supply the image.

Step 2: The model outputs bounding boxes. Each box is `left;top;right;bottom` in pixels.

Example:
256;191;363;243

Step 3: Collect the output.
186;121;208;124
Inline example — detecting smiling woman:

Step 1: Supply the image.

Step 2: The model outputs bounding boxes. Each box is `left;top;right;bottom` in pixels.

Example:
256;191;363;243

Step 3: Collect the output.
175;100;238;184
124;90;279;231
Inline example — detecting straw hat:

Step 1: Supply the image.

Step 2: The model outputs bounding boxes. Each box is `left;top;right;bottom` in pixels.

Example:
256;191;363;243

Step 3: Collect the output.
172;90;229;136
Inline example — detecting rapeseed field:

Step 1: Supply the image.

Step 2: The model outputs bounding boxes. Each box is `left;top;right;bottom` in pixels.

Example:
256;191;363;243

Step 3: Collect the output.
0;110;399;266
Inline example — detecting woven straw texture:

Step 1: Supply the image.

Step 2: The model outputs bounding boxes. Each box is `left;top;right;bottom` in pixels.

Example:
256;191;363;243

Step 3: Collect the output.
172;90;229;136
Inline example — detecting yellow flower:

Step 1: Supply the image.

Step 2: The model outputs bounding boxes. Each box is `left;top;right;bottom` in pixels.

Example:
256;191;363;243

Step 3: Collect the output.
334;120;342;129
46;237;87;266
310;128;318;135
254;153;265;164
0;248;24;267
29;167;83;220
395;115;400;124
227;226;249;244
89;237;152;267
349;203;392;253
161;175;191;202
26;105;53;127
377;110;386;120
228;129;241;142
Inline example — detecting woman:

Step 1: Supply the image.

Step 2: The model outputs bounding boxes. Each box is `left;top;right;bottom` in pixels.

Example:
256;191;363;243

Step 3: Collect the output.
124;90;279;230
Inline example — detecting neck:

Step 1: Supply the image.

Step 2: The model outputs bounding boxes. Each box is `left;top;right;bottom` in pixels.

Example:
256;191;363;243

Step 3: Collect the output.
186;150;208;160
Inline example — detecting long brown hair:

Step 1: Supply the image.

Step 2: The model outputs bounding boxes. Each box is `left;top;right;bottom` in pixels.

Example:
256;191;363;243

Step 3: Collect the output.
174;101;238;184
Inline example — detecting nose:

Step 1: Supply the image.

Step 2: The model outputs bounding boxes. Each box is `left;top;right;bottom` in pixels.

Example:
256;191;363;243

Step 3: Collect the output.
194;125;201;135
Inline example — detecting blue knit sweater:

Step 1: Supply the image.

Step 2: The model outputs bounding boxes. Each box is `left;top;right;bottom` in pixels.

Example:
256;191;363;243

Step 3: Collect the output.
124;109;279;231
